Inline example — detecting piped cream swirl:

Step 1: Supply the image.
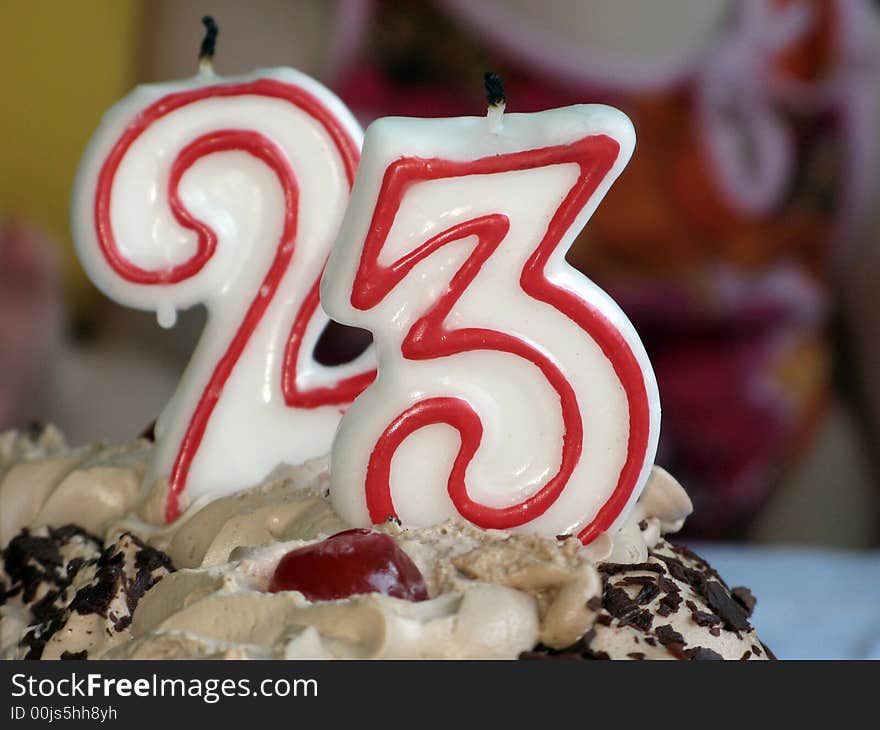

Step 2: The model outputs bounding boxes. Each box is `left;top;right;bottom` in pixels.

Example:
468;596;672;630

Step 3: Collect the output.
0;426;736;661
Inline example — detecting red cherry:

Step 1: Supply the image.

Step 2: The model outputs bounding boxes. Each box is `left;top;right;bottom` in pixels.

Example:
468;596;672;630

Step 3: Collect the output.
268;528;429;602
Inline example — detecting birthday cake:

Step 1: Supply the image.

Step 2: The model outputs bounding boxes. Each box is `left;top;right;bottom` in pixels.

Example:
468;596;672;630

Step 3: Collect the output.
0;425;770;660
0;18;776;662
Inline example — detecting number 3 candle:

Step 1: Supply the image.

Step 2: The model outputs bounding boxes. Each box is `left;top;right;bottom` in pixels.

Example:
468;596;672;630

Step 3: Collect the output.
72;19;375;522
322;76;661;544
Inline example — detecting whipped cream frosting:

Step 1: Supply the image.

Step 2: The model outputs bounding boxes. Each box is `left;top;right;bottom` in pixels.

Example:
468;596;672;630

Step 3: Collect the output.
0;426;767;660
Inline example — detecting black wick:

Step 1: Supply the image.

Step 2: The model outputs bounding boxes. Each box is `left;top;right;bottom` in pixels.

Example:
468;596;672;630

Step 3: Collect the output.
199;16;219;65
484;71;506;108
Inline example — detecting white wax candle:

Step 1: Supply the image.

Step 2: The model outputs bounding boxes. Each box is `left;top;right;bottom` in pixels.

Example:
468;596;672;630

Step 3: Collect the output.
72;65;375;521
321;103;661;543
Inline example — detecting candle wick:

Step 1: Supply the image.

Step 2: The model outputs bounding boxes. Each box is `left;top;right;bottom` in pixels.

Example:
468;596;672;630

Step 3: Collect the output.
484;71;506;133
198;15;219;74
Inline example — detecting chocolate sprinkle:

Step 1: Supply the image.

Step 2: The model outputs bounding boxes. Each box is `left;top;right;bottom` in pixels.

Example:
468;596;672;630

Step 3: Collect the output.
60;650;88;660
684;599;721;627
701;580;751;632
732;586;757;616
2;526;175;660
70;549;125;617
599;561;664;576
658;591;683;616
685;647;724;661
603;585;653;631
30;590;63;624
654;624;686;647
653;553;703;587
618;576;661;605
519;628;611;661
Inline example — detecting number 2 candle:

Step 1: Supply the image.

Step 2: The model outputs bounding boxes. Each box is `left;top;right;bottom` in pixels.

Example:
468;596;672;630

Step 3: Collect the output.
322;77;661;543
71;19;375;522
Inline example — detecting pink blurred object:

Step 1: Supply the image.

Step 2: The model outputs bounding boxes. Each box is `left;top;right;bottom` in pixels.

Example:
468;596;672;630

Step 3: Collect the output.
0;217;62;429
334;0;877;258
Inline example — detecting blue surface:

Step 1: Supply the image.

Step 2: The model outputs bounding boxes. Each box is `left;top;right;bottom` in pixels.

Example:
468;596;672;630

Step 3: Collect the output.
693;544;880;660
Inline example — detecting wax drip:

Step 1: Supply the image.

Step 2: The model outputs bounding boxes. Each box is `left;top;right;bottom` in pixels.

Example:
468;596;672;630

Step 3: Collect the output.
198;16;219;73
484;72;506;133
157;301;178;329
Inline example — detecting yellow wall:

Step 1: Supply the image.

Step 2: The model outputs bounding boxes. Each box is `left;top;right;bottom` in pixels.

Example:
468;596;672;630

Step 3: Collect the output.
0;0;143;306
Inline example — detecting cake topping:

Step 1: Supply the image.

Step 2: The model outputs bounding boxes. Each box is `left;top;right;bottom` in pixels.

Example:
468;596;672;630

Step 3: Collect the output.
684;647;724;660
268;529;429;602
732;586;757;616
654;624;686;647
1;527;174;659
0;429;770;661
701;580;751;632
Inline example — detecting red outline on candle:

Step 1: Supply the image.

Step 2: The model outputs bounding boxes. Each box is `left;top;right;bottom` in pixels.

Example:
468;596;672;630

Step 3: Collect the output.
92;79;375;522
351;135;651;543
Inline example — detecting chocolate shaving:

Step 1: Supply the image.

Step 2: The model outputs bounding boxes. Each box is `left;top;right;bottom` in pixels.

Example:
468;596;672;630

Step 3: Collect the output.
126;537;175;614
654;624;686;647
684;647;724;661
700;580;751;632
70;549;124;617
658;591;683;617
60;650;88;660
599;561;664;576
7;532;63;569
49;524;101;546
627;652;645;660
684;599;721;627
134;540;175;574
653;553;703;587
66;557;86;580
634;583;660;606
618;576;661;605
30;590;64;624
732;586;757;616
4;531;67;603
669;544;708;567
603;585;653;631
519;628;611;660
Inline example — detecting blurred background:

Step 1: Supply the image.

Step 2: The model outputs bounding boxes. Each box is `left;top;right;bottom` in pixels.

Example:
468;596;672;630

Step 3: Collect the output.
1;0;879;575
